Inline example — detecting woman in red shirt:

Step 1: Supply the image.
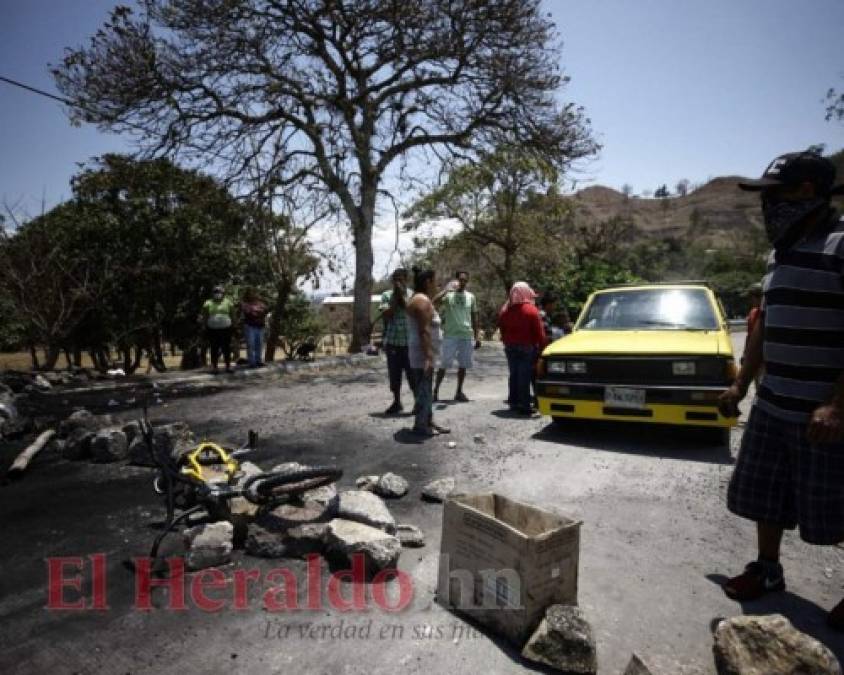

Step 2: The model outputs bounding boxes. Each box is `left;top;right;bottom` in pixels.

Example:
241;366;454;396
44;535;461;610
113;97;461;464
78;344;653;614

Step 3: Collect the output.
498;282;546;415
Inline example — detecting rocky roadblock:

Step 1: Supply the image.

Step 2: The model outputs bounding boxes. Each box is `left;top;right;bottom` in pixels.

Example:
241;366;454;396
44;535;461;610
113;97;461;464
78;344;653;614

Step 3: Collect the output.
1;342;844;674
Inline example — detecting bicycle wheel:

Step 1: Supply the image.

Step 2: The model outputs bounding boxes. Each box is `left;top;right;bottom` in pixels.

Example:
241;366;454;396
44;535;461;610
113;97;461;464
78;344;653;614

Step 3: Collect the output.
243;465;343;505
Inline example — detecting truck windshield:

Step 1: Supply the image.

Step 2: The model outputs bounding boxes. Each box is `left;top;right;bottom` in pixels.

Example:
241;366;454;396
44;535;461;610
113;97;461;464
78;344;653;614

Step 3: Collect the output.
578;288;720;331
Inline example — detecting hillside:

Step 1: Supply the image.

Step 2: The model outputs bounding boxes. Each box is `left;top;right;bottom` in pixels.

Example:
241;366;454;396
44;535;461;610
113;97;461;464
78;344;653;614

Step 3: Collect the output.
571;148;844;248
571;178;763;248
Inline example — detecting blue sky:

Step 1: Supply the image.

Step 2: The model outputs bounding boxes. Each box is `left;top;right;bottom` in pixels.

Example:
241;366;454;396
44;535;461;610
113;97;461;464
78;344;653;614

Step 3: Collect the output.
1;0;842;218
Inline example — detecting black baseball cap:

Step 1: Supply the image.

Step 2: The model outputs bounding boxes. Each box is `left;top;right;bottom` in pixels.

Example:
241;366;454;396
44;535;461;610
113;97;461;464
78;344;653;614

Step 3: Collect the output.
738;151;843;195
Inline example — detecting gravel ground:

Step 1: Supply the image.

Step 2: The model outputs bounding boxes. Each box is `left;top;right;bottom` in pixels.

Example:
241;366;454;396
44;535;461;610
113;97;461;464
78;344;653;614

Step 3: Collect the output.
1;333;843;674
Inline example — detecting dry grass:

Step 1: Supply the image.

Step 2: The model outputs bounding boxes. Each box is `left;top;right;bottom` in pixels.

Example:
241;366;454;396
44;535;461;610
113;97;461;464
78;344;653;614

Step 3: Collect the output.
0;352;184;372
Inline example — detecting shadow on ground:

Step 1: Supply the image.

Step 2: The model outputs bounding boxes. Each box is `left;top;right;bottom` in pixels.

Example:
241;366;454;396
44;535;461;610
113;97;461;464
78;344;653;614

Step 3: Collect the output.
706;573;844;662
531;418;734;465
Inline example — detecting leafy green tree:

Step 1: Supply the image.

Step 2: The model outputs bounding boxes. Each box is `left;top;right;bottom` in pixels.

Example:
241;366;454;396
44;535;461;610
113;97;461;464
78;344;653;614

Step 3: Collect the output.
405;146;576;295
69;155;252;371
0;202;116;369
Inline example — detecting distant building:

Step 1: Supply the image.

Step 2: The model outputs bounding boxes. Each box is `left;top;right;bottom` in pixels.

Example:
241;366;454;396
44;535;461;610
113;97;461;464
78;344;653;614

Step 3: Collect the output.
319;295;382;335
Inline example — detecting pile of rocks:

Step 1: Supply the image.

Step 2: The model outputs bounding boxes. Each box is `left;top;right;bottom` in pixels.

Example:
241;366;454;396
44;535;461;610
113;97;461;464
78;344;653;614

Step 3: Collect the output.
52;408;194;465
225;467;427;577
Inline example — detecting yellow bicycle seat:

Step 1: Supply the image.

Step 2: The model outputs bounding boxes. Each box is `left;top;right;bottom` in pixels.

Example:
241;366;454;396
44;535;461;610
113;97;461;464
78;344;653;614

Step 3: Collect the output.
181;442;239;483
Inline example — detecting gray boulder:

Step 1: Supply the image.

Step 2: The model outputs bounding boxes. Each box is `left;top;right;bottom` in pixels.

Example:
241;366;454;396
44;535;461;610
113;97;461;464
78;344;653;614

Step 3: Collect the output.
298;483;338;509
373;472;409;499
325;519;401;572
58;410;115;437
62;428;95;460
33;374;52;391
396;524;425;548
154;422;195;461
183;521;233;571
421;477;456;502
257;499;336;531
337;490;396;534
713;614;841;675
521;605;597;675
285;522;330;558
355;475;380;491
122;420;143;445
128;436;154;467
91;428;129;463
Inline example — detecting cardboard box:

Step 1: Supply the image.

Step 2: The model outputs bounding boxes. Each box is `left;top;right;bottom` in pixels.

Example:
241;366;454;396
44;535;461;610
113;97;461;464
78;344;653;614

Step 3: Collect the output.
436;493;581;646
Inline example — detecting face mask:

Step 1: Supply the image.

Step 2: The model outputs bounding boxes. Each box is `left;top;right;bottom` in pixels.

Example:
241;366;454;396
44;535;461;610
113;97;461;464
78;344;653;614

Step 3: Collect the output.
761;197;826;250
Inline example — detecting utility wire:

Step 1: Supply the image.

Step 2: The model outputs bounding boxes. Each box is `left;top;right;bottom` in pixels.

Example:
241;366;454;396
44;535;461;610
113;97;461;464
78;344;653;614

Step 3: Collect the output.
0;75;75;107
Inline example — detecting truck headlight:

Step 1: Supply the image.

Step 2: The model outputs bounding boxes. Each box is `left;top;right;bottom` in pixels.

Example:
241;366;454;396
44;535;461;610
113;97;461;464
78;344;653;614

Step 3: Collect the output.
547;361;566;374
672;361;696;376
567;361;587;374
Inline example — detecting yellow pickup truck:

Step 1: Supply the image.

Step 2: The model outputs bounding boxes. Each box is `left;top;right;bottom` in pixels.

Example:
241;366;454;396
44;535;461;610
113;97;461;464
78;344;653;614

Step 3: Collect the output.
535;283;738;436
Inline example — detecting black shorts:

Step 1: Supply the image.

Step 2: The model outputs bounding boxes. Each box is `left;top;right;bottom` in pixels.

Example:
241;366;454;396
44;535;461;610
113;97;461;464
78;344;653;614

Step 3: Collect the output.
727;405;844;545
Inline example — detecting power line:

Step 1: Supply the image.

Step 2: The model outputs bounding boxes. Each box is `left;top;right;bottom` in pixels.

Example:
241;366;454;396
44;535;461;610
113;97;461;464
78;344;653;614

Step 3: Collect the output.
0;75;74;107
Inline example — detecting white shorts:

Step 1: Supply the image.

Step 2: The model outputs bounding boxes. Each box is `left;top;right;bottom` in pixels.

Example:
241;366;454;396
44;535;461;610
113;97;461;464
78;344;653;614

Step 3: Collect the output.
440;336;474;370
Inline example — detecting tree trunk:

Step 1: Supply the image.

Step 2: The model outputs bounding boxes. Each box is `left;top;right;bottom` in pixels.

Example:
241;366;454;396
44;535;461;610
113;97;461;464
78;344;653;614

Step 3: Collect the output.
42;344;61;371
265;278;293;362
350;193;376;354
29;343;40;371
73;346;83;368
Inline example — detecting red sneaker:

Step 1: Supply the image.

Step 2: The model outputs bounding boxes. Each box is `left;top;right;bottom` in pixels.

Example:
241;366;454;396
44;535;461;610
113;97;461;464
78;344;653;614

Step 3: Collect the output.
723;561;785;601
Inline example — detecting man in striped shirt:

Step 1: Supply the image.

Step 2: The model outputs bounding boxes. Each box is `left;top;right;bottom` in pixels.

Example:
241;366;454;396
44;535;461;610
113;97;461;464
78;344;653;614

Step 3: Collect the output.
718;151;844;629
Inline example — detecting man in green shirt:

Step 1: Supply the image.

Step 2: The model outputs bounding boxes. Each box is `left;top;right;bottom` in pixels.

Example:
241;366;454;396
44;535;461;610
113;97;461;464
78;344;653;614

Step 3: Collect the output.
433;271;481;402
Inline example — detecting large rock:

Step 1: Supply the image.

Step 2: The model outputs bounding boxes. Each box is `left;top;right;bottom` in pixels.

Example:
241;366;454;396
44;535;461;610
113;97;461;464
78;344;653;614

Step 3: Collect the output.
356;475;380;491
521;605;597;675
713;614;841;675
298;483;338;509
58;410;115;438
128;436;155;467
257;499;336;531
373;472;409;499
285;522;330;558
122;420;143;445
325;519;401;573
336;490;396;534
183;521;233;571
33;374;52;391
245;523;288;559
154;422;195;461
91;428;129;463
62;428;95;460
421;477;456;502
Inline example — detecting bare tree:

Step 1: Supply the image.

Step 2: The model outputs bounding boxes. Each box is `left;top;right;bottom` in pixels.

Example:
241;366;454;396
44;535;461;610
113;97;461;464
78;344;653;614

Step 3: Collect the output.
675;179;690;197
53;0;596;351
620;183;634;199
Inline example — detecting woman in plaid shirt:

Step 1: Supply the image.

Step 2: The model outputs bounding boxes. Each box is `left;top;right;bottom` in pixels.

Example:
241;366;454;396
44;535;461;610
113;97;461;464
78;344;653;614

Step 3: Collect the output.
380;268;416;415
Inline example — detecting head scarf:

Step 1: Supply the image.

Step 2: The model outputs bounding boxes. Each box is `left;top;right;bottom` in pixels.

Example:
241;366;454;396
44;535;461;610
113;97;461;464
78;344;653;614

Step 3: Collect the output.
508;282;537;305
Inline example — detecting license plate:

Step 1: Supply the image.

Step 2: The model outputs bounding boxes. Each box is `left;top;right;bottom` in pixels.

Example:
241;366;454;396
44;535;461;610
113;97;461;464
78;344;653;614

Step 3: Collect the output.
604;386;646;409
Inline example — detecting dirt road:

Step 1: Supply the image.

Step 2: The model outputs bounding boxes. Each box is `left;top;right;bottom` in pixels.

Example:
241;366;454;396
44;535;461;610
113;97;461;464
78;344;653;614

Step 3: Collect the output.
2;335;842;674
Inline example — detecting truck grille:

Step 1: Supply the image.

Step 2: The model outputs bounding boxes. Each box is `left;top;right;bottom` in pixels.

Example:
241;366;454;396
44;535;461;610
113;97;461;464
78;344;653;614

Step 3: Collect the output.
544;356;728;386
